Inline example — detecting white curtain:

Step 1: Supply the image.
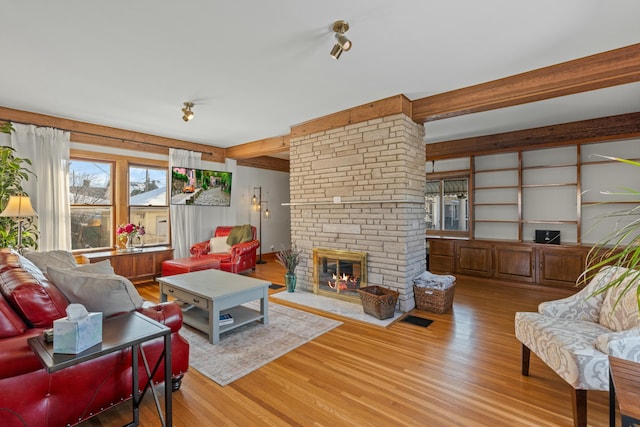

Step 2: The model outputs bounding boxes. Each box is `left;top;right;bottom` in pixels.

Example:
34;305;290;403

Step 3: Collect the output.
11;123;71;251
169;148;202;258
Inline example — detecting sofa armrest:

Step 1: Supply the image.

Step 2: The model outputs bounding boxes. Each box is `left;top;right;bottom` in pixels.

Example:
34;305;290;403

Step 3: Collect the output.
230;240;260;259
596;328;640;361
190;240;211;257
137;302;183;333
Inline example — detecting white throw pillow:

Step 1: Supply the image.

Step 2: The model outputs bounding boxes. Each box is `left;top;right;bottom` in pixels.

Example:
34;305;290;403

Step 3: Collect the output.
47;266;144;317
209;236;232;254
71;260;115;275
23;250;78;273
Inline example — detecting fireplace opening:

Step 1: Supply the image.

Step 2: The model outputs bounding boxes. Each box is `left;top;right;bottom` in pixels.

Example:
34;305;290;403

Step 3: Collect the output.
313;248;367;302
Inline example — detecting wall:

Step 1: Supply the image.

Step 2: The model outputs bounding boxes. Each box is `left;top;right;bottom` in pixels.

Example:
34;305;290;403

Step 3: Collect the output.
289;114;426;311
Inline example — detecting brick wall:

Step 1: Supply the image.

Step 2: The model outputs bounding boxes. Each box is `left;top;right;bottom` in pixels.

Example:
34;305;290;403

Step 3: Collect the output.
289;114;426;311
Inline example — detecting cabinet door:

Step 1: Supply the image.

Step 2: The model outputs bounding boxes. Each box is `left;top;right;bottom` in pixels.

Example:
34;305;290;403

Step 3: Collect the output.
133;253;156;279
538;247;586;288
494;245;535;282
456;241;492;277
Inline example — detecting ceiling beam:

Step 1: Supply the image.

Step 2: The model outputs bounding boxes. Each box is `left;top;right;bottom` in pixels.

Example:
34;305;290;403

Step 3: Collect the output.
290;95;412;138
225;134;290;160
0;107;226;163
237;156;289;173
412;43;640;123
425;112;640;160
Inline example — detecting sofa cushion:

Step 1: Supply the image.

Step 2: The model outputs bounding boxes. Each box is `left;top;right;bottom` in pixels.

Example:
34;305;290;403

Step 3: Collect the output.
515;311;611;390
0;292;27;338
598;267;640;332
226;224;253;246
23;250;77;274
0;268;69;328
209;236;231;254
47;266;143;317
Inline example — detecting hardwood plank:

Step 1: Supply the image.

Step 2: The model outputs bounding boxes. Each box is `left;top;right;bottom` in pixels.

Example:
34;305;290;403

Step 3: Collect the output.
91;260;610;426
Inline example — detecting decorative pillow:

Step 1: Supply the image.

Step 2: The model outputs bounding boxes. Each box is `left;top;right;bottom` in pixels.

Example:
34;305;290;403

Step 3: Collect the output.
47;266;144;318
71;260;115;275
23;250;77;274
599;267;640;332
209;236;232;254
226;224;253;246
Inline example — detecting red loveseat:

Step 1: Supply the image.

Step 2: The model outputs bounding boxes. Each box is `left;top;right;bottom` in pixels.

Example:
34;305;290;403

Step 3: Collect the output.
189;226;260;274
0;249;189;427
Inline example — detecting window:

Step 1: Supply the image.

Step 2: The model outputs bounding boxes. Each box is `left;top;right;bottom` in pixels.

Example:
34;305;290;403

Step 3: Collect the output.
69;159;113;250
129;165;169;245
426;177;469;234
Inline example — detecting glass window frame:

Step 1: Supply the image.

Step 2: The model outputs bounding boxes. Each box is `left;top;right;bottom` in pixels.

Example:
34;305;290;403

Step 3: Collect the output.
128;163;170;247
425;172;470;238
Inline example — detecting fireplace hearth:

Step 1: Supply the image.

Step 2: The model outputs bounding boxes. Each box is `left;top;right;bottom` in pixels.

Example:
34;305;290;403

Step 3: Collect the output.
313;248;367;303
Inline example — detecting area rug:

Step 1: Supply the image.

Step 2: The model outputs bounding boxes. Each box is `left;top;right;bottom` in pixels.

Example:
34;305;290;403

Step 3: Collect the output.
271;290;403;327
180;301;342;386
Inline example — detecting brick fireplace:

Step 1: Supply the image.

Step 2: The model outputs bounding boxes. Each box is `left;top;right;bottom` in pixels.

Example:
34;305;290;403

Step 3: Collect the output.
288;112;426;311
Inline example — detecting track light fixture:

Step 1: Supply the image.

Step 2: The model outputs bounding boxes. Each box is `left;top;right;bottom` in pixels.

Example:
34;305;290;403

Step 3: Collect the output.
181;102;194;122
330;20;352;60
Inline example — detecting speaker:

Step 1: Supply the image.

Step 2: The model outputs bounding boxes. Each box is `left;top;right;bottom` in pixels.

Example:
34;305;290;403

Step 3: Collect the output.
535;230;561;245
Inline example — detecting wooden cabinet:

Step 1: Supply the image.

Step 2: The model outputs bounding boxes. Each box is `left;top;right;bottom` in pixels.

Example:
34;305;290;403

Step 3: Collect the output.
537;245;588;287
494;244;535;283
427;238;589;289
84;246;173;283
456;241;492;277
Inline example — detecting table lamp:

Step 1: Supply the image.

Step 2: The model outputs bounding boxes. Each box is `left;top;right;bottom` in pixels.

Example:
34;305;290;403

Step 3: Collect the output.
0;195;38;253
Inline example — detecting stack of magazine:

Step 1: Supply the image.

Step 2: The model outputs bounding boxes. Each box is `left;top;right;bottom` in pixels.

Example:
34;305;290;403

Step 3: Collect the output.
219;313;233;325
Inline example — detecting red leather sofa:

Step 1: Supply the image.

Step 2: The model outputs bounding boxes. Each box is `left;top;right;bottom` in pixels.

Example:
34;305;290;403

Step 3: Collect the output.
189;226;260;274
0;249;189;427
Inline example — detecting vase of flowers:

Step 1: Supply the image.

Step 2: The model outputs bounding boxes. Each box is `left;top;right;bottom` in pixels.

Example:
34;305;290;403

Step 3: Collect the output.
116;223;145;251
276;244;302;292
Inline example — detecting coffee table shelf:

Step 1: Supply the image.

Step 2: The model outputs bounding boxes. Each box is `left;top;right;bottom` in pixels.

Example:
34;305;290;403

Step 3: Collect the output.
182;304;265;335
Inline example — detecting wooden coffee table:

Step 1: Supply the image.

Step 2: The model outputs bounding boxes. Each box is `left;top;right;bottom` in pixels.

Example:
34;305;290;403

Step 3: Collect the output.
157;269;270;344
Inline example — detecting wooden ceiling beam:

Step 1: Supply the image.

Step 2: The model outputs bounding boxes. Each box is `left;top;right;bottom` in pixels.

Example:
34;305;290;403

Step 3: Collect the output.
425;112;640;160
290;95;412;138
0;107;226;163
237;156;289;173
225;134;290;160
413;43;640;123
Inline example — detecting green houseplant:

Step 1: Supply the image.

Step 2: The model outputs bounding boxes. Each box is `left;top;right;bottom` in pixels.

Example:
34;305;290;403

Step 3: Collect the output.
276;244;302;292
0;123;38;250
579;156;640;307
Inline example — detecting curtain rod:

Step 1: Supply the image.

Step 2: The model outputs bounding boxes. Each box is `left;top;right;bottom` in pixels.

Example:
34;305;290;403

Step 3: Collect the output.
0;117;219;156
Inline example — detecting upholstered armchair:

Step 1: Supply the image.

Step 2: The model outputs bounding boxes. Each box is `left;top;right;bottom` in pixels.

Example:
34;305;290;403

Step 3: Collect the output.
515;266;640;427
190;225;260;274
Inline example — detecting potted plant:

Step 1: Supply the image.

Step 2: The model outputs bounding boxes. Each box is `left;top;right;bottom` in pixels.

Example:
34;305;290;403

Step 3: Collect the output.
579;156;640;305
0;124;38;250
276;244;302;292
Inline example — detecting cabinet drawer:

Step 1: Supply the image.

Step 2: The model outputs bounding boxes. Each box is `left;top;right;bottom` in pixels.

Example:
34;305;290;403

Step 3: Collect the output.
162;285;209;310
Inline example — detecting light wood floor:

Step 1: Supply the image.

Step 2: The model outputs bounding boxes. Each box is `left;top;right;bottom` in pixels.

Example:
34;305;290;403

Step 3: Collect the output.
85;256;611;426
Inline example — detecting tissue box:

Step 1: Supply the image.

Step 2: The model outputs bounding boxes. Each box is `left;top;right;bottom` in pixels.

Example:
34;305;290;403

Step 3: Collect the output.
53;312;103;354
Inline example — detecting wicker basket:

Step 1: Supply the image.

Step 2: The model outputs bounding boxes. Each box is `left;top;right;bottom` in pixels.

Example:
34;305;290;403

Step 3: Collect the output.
358;286;399;320
413;283;455;314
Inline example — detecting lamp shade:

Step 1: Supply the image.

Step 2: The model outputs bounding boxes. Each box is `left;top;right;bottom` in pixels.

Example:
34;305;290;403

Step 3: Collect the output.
0;195;37;218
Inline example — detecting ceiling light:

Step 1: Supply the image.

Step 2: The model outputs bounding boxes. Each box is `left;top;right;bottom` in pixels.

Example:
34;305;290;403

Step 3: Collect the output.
181;102;194;122
330;20;352;60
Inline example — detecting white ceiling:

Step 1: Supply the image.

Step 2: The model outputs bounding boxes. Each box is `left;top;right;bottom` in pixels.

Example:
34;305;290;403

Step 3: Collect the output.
1;1;639;153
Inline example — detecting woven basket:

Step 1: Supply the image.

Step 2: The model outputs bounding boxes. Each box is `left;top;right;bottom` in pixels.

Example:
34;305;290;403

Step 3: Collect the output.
358;286;399;320
413;283;455;314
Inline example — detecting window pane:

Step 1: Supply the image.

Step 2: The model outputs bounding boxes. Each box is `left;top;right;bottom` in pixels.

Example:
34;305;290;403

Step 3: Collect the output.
130;207;169;245
71;207;112;249
69;160;112;205
129;166;168;206
425;180;440;230
443;178;468;231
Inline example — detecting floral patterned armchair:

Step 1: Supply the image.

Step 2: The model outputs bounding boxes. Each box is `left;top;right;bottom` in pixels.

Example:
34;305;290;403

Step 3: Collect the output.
515;266;640;427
